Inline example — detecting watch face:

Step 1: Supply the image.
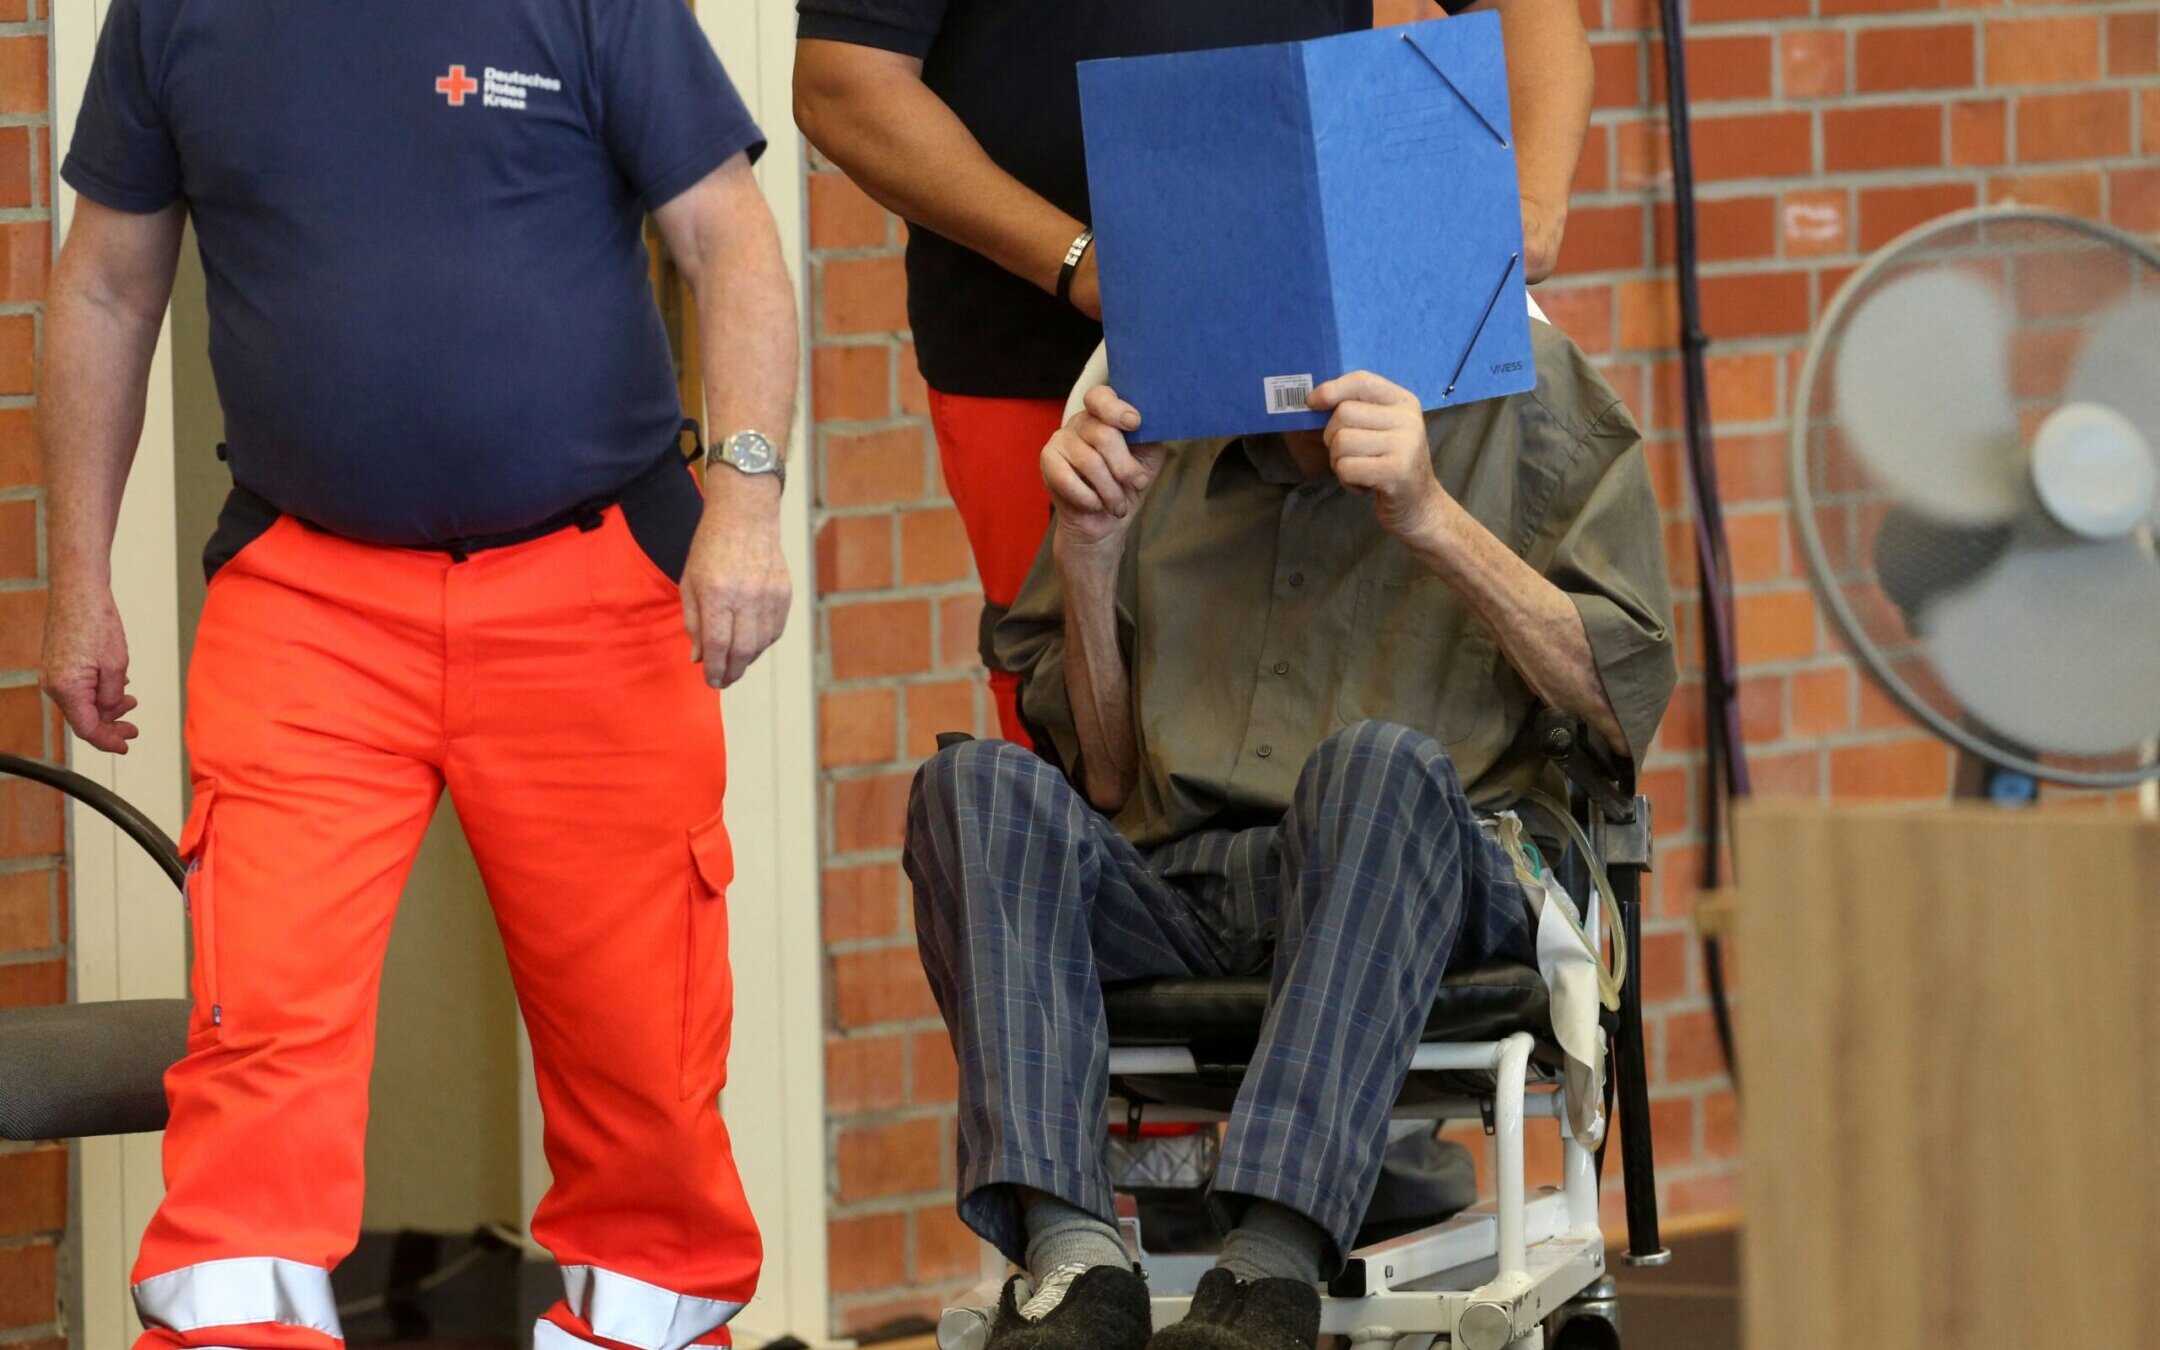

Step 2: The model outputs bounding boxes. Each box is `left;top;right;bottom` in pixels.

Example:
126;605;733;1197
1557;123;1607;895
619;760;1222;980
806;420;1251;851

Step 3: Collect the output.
726;433;777;473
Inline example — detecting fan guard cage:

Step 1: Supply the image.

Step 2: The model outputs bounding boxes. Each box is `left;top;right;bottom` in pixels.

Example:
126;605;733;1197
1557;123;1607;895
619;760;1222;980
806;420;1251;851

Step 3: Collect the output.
1790;204;2160;789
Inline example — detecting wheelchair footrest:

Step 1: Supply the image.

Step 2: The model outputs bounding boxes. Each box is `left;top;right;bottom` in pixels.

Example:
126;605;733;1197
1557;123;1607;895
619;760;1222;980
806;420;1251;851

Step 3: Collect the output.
1329;1190;1572;1298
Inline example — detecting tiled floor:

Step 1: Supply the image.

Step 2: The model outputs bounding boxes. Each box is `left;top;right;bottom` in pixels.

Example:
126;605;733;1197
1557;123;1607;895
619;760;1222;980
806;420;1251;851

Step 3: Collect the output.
349;1225;1741;1350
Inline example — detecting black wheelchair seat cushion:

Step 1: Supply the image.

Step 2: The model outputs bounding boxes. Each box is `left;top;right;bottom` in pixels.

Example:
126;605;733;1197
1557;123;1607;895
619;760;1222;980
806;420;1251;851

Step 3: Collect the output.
1104;965;1556;1111
1104;963;1550;1053
0;1000;189;1141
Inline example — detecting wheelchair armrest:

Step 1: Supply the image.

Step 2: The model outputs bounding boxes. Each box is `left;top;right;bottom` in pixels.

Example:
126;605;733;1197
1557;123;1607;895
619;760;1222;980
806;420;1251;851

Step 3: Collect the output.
1527;709;1635;824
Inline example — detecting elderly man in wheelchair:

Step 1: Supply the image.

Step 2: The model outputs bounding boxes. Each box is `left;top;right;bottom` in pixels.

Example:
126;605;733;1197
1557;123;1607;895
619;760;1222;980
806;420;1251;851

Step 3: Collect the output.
902;315;1676;1350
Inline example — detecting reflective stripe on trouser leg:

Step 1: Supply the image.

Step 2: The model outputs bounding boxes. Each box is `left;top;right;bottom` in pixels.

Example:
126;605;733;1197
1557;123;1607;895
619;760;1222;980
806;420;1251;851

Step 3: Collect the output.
133;1258;343;1340
540;1266;744;1350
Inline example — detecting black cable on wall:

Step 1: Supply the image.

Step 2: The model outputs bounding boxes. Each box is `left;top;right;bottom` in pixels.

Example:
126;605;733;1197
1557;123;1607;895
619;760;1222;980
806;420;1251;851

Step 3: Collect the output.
1652;0;1746;1092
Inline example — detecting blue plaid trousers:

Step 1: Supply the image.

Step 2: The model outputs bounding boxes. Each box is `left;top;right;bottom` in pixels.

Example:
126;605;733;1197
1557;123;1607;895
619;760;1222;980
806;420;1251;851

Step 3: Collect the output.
904;720;1536;1267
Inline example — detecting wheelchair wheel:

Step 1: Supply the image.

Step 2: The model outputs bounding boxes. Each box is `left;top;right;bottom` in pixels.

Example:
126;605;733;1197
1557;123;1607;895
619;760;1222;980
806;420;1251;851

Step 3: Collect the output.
1544;1312;1619;1350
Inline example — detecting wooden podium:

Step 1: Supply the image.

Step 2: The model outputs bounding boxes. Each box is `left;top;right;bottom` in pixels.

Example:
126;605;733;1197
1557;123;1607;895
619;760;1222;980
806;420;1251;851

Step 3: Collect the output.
1735;803;2160;1350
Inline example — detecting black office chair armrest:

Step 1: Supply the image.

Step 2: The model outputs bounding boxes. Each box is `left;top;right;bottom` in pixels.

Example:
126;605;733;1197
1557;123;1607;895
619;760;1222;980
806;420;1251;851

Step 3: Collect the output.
0;753;186;891
0;755;192;1141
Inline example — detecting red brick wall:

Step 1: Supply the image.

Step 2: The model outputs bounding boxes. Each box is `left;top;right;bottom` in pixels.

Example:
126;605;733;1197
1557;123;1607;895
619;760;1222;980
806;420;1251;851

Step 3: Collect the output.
806;150;993;1332
0;3;69;1346
0;0;2144;1335
806;0;2159;1327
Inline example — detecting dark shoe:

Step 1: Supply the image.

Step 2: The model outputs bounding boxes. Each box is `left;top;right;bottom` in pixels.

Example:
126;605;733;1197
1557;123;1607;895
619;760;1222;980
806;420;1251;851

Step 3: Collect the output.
1148;1268;1320;1350
987;1264;1152;1350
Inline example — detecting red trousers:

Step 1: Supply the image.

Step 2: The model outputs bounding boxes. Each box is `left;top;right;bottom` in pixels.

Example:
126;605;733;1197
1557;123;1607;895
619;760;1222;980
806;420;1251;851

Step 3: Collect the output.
925;390;1065;742
139;468;758;1350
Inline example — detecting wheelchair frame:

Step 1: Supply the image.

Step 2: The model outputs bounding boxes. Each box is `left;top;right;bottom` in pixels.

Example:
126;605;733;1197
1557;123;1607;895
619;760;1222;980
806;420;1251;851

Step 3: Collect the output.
1105;1032;1602;1350
937;712;1667;1350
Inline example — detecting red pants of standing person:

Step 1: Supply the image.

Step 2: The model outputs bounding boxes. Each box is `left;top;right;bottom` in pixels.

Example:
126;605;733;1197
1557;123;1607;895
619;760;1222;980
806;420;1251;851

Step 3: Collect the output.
137;464;758;1350
926;390;1065;742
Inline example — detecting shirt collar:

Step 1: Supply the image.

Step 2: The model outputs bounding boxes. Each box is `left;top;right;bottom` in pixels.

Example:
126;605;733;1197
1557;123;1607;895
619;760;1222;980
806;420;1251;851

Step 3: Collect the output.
1206;433;1309;495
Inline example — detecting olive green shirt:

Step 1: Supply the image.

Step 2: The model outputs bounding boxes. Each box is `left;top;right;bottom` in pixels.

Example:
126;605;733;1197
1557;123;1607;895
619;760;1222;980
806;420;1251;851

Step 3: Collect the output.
994;320;1677;849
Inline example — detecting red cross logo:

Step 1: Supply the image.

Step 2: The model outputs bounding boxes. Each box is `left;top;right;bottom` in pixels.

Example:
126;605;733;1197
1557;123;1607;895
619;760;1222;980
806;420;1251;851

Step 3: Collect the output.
435;64;479;107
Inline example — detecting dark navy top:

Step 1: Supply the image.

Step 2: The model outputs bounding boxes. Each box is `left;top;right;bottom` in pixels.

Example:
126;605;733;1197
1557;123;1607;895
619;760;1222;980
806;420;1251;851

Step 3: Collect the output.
64;0;765;546
795;0;1463;400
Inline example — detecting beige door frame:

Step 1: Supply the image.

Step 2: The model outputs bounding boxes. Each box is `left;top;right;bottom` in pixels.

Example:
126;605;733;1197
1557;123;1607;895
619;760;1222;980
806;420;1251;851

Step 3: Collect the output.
49;1;190;1345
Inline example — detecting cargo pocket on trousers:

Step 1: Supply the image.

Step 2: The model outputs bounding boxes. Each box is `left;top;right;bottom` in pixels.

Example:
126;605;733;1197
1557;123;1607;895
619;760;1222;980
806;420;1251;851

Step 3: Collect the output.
177;784;226;1046
681;810;736;1101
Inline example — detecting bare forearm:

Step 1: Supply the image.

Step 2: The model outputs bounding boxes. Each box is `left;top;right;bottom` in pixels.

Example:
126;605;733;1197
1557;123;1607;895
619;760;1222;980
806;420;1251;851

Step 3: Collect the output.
1403;496;1626;753
1056;539;1137;813
691;214;798;457
658;158;800;525
40;268;169;590
795;42;1084;297
1485;0;1591;216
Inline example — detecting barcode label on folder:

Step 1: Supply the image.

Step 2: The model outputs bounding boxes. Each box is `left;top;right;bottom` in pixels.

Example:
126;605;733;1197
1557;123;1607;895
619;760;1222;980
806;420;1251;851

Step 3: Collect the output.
1265;374;1314;414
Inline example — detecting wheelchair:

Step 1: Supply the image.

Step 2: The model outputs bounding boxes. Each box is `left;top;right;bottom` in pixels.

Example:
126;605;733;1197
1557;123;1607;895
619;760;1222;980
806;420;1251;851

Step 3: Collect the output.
932;710;1667;1350
929;322;1670;1350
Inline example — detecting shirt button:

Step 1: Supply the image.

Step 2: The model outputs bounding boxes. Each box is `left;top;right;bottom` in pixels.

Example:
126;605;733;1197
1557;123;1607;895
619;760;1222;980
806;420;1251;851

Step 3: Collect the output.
1288;573;1305;588
1273;661;1289;675
1256;745;1274;759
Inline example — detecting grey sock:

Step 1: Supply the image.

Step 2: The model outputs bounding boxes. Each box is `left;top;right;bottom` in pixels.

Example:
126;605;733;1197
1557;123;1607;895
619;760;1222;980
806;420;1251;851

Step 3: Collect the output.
1020;1188;1129;1289
1217;1199;1327;1286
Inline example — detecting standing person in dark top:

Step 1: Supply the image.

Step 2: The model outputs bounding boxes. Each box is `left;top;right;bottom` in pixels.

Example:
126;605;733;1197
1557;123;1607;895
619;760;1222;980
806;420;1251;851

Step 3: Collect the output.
794;0;1592;741
41;4;792;1347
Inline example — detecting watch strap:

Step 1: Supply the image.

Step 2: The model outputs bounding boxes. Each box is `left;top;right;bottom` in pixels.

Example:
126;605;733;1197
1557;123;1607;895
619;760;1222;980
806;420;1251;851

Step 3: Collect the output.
1056;227;1095;307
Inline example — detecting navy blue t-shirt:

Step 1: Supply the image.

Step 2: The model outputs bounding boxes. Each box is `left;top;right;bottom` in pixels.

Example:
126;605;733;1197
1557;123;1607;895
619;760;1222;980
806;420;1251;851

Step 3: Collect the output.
64;0;765;546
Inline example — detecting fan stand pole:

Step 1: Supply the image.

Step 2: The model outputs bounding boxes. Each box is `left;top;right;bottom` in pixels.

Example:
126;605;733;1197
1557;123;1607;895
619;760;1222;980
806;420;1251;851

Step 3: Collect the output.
1952;750;1996;801
1953;742;2039;803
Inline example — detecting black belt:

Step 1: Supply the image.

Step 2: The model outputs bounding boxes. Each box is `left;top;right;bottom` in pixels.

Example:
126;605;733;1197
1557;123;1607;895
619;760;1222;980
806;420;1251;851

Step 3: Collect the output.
221;424;700;562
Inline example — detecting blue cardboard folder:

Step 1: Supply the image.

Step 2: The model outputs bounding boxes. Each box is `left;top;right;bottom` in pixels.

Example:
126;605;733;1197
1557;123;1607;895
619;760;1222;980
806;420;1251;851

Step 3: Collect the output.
1077;16;1535;443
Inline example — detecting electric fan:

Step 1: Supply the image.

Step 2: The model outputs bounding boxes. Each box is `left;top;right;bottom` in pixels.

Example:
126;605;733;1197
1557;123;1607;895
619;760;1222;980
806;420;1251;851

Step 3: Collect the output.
1790;205;2160;789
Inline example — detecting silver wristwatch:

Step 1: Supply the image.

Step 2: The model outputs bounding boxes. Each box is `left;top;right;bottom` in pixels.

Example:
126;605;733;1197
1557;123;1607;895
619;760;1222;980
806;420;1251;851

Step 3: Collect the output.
711;429;786;488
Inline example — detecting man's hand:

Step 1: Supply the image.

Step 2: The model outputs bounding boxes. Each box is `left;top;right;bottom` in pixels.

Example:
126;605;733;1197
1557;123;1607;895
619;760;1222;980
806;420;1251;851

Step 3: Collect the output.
41;582;138;754
1043;384;1162;552
1312;371;1448;539
682;474;791;689
1522;195;1568;285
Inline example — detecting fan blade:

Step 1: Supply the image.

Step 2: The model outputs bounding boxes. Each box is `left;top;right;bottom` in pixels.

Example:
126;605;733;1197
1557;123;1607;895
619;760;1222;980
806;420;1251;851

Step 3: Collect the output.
1927;539;2160;756
2065;296;2160;528
1874;506;2013;630
1834;269;2028;524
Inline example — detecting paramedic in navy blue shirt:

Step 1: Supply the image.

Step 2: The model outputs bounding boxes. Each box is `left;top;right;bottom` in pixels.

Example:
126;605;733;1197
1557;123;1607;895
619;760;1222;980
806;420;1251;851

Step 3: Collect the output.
793;0;1592;743
39;4;794;1348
